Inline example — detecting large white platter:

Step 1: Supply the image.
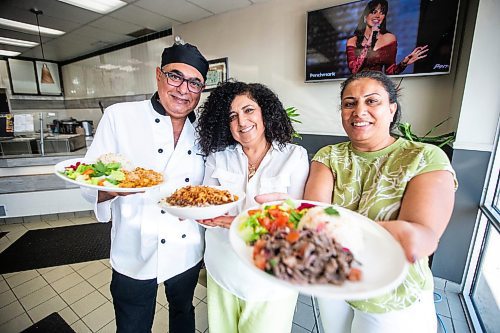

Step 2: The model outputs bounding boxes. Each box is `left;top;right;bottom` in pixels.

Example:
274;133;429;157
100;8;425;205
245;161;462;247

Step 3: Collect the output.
155;185;246;220
54;158;163;193
229;200;409;300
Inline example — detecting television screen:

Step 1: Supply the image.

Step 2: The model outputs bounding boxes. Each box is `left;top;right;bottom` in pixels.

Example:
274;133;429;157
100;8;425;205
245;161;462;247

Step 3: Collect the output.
305;0;460;81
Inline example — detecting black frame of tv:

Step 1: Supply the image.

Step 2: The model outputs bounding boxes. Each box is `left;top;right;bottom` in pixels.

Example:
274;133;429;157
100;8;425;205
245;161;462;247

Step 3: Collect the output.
305;0;460;82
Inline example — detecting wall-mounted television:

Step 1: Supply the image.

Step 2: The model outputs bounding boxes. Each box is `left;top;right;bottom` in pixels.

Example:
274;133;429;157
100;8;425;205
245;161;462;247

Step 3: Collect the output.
305;0;460;81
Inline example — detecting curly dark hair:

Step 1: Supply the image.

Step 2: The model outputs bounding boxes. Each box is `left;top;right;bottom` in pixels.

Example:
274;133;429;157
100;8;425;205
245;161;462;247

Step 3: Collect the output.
196;80;295;155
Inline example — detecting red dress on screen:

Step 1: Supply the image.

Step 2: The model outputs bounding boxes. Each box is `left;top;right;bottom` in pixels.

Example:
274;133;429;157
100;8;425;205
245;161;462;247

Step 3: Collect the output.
346;41;407;75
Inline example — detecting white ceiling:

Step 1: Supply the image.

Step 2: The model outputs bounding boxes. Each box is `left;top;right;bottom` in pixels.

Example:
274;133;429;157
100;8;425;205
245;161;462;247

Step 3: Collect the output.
0;0;270;63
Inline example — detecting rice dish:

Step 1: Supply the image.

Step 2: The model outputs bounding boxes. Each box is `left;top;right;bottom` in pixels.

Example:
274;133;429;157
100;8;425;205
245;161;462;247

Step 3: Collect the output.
297;206;364;257
97;153;133;170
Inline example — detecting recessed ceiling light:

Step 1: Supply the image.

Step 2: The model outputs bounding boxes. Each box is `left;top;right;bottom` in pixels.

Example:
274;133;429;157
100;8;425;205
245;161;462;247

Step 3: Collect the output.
0;50;21;56
0;37;38;47
57;0;127;14
0;18;65;36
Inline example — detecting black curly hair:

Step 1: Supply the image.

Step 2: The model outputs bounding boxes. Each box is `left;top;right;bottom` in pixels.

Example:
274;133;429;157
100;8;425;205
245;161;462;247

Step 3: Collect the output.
196;80;295;155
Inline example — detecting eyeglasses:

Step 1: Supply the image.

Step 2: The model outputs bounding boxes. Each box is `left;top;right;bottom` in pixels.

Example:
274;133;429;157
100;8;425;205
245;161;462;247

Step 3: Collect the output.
160;69;205;93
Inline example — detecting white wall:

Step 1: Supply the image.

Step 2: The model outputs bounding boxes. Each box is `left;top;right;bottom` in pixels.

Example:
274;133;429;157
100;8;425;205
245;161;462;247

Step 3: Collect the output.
62;36;174;99
454;0;500;151
59;0;459;138
176;0;456;136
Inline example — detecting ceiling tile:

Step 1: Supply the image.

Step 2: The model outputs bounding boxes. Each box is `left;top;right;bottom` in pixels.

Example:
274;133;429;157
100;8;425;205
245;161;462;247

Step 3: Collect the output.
89;16;143;35
187;0;251;14
110;4;179;31
134;0;212;24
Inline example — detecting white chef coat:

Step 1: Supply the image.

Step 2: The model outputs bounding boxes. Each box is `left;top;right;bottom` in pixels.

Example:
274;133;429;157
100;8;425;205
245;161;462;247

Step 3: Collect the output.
81;99;205;283
202;142;310;301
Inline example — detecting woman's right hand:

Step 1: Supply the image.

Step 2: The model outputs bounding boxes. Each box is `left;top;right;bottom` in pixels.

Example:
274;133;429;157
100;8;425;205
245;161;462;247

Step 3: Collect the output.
254;192;289;204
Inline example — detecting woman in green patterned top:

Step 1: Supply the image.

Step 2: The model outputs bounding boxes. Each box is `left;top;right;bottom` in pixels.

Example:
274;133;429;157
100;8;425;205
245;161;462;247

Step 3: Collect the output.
303;70;457;333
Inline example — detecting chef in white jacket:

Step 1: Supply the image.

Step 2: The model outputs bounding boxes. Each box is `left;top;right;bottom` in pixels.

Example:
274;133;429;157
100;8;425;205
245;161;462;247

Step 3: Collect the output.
82;42;209;333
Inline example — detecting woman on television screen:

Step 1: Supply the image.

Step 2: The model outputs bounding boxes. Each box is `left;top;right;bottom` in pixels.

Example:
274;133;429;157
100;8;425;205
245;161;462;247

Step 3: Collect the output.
346;0;428;75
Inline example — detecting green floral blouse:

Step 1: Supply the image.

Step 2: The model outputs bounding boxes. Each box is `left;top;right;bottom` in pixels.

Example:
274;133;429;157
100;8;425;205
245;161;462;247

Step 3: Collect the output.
312;138;457;313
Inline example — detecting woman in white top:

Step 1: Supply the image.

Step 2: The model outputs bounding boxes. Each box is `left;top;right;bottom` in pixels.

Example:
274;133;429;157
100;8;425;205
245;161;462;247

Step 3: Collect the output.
196;81;309;333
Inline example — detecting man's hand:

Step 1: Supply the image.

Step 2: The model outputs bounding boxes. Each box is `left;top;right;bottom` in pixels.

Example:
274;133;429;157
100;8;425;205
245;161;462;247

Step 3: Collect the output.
97;191;142;203
197;215;235;229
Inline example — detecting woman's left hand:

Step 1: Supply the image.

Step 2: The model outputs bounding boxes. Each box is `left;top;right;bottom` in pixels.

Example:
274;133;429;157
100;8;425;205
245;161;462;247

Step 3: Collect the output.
378;220;439;264
403;45;429;65
197;215;235;229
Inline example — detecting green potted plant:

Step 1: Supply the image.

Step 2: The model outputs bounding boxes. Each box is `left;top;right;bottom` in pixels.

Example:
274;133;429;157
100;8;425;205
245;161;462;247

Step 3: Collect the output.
286;107;302;139
395;117;456;159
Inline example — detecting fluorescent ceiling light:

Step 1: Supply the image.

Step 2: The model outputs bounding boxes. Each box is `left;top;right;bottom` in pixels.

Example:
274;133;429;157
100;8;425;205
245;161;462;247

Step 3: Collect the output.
0;37;38;47
0;18;65;36
57;0;127;14
0;50;21;56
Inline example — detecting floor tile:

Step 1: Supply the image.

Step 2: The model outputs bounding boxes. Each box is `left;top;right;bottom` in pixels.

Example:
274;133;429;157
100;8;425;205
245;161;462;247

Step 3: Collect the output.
70;290;108;318
76;261;107;280
195;300;208;332
100;259;111;268
157;284;167;307
0;280;9;294
12;275;47;299
81;301;114;332
0;301;25;325
27;295;67;323
98;282;112;301
452;318;471;333
37;266;57;275
46;219;75;228
152;307;169;333
70;261;93;271
434;290;451;317
292;323;311;333
5;230;26;244
298;293;313;306
71;319;92;333
194;283;207;301
0;224;27;233
87;268;111;289
42;265;75;283
19;285;58;310
60;281;96;305
446;291;468;323
98;319;116;333
23;221;51;230
58;306;79;325
51;272;85;293
0;290;16;309
293;301;316;331
437;314;454;333
70;217;97;225
0;313;33;333
5;270;40;289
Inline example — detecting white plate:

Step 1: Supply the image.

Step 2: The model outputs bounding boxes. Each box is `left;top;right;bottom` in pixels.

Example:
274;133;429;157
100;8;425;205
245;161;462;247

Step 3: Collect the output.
54;158;163;193
155;186;245;220
229;200;409;300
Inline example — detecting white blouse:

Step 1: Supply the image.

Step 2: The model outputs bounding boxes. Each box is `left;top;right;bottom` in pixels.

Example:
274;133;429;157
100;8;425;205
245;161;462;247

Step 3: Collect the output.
202;142;310;301
82;100;205;283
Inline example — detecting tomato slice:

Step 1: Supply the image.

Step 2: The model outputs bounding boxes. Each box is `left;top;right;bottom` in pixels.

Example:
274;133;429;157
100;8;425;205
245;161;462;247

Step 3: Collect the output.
286;230;300;244
254;254;267;270
248;209;261;216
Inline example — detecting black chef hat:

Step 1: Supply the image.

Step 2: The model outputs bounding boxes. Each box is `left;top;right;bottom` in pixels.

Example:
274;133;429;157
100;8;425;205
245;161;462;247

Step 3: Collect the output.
161;43;209;80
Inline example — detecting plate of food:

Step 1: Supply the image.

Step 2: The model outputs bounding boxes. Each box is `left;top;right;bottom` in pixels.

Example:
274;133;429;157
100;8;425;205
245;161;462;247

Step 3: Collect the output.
229;199;409;300
54;154;164;193
156;185;245;220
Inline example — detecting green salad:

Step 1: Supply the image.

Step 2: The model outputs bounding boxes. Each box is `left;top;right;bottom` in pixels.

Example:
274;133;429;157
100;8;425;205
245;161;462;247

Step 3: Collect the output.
62;160;126;187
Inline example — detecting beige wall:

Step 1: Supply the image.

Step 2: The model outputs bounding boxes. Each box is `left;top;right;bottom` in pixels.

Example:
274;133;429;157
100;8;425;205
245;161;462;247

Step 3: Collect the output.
176;0;458;137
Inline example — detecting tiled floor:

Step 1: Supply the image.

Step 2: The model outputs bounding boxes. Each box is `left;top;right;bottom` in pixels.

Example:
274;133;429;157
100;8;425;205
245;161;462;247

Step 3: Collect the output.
0;214;471;333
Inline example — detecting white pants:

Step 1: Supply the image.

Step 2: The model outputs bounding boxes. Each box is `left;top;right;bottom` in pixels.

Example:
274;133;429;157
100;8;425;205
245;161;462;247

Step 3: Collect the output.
318;291;437;333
